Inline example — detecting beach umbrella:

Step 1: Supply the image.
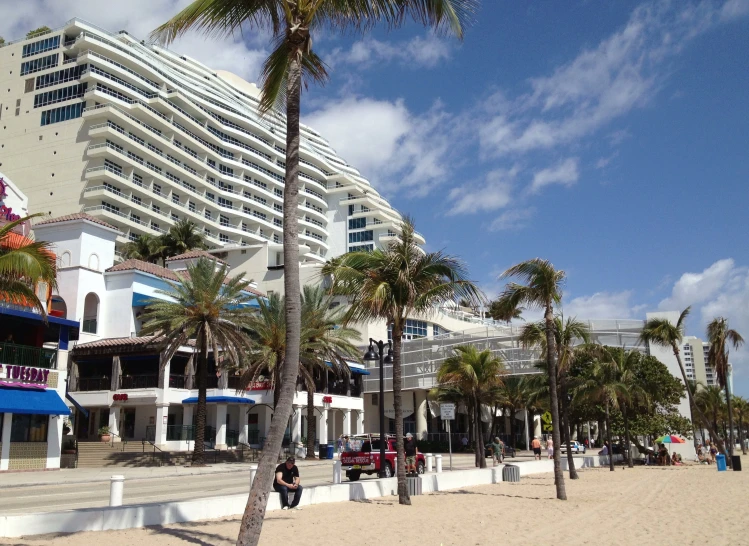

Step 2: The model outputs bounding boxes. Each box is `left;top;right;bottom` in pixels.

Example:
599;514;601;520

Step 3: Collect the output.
655;435;685;444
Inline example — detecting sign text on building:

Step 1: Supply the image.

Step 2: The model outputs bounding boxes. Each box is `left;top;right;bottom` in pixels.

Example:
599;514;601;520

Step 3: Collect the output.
0;364;50;387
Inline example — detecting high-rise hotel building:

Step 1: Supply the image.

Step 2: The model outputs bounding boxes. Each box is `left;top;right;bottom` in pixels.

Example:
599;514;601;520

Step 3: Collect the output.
0;19;424;266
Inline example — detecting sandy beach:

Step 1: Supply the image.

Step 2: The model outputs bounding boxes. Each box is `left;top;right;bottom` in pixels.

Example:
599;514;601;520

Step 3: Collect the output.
4;459;747;546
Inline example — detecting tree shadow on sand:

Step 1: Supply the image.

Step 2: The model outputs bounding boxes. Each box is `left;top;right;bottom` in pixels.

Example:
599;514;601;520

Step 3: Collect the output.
434;489;546;501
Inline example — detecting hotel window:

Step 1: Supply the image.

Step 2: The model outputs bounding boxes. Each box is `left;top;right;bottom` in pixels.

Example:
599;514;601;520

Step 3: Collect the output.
23;35;61;58
274;219;283;227
206;192;215;202
218;197;233;209
131;195;142;206
171;213;179;222
404;319;428;339
348;217;366;230
348;230;373;243
153;184;162;196
274;203;283;212
105;159;123;175
274;188;283;197
130;213;141;223
151;221;160;231
35;64;86;89
172;193;181;204
101;201;119;213
11;414;48;442
152;204;160;213
128;233;138;242
39;101;83;126
132;173;143;187
21;53;59;76
220;234;229;242
220;214;230;227
188;201;196;213
33;83;87;108
348;244;373;252
205;210;212;220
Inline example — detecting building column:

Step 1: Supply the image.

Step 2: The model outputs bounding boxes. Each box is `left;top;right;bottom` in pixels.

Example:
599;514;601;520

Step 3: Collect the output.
215;403;227;449
291;405;302;446
319;406;329;446
415;390;428;441
343;409;351;436
1;413;12;471
109;406;121;440
183;405;194;427
155;404;169;446
533;415;542;438
357;410;365;435
46;414;63;469
159;352;171;390
239;407;249;445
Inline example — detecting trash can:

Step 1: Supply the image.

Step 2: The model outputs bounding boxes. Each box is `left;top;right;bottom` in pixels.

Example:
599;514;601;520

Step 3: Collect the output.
502;464;520;482
325;444;335;459
716;453;727;471
731;455;742;471
319;444;328;459
407;476;422;496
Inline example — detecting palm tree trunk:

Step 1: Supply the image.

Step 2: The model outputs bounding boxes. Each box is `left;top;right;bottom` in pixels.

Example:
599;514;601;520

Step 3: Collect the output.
237;50;304;546
272;353;283;409
606;401;614;472
306;386;316;459
623;403;633;468
391;328;410;505
509;405;516;448
192;330;207;465
561;387;578;479
544;303;566;500
725;385;735;459
740;410;747;455
671;345;727;459
475;398;486;468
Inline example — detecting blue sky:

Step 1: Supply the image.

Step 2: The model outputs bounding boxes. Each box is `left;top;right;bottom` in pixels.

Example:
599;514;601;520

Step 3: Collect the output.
2;0;748;393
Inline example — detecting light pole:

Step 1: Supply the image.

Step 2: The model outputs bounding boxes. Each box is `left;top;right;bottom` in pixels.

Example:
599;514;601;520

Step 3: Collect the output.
364;338;392;478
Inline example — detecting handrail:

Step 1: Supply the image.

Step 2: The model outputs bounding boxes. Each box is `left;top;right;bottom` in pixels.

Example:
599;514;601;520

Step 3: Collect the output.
109;430;128;452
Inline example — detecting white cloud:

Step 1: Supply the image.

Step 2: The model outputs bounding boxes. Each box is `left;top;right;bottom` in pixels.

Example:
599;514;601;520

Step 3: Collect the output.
446;167;519;216
304;97;462;197
0;0;267;82
477;1;748;158
488;207;536;231
564;291;636;319
659;258;736;311
328;34;452;69
530;158;579;193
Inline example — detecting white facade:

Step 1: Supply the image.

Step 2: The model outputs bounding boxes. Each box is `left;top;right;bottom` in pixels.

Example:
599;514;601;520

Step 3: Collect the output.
0;20;424;267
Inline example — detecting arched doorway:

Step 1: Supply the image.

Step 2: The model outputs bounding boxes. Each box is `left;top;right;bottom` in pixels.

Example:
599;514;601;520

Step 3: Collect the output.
82;293;100;334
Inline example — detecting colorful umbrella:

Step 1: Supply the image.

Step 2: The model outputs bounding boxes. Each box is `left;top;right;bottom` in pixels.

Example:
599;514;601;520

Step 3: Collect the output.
655;435;685;444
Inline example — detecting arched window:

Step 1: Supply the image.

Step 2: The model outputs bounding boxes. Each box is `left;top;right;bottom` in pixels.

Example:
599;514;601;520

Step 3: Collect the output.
50;296;67;319
88;253;99;271
82;293;100;334
60;251;71;268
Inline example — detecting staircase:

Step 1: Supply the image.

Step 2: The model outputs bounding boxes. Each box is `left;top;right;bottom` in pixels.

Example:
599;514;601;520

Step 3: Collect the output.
74;442;258;468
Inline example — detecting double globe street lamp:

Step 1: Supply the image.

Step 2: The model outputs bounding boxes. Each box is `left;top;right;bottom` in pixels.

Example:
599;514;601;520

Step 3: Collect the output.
363;338;392;478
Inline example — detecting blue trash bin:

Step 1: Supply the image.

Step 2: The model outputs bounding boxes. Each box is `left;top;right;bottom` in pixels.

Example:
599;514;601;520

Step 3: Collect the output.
716;453;727;471
325;444;335;459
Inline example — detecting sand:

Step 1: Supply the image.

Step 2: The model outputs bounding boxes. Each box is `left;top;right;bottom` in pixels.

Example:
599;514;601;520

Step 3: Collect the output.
4;458;748;546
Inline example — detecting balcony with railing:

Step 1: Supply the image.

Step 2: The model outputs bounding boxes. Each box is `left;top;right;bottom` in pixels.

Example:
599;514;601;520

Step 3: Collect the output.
0;342;57;369
119;374;159;389
74;376;111;392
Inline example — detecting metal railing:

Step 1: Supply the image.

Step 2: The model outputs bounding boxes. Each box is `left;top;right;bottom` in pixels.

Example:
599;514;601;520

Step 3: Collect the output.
74;376;110;391
0;342;57;369
119;374;159;389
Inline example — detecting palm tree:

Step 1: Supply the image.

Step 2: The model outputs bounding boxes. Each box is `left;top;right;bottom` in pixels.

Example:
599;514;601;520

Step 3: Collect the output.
695;385;725;444
324;218;481;504
161;219;207;258
121;234;161;263
152;5;477;542
575;357;628;471
1;215;57;316
496;259;567;500
139;258;257;465
518;315;590;480
640;308;727;457
298;285;361;458
733;396;748;455
436;346;504;468
706;317;744;459
494;376;529;450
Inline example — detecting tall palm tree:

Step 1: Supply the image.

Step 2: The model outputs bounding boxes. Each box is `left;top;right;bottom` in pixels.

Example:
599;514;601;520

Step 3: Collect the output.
121;234;161;263
2;215;57;316
324;218;482;504
436;346;504;468
574;357;628;471
161;219;207;258
518;315;590;480
152;5;477;542
706;317;744;459
140;258;257;465
298;285;361;458
733;396;748;455
496;259;567;500
694;385;725;444
494;376;529;450
640;308;727;457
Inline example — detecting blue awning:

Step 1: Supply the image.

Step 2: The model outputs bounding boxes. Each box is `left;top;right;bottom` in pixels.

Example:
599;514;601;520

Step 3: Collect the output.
182;396;255;404
0;387;71;415
325;360;371;375
0;307;79;328
66;392;89;418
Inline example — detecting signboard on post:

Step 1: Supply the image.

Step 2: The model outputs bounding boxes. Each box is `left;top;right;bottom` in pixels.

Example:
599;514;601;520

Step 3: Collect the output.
440;403;455;421
440;403;456;471
541;411;553;433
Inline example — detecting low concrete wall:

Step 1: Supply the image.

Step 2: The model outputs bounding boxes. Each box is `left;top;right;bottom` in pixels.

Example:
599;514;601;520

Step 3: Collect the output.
0;460;559;538
561;454;624;470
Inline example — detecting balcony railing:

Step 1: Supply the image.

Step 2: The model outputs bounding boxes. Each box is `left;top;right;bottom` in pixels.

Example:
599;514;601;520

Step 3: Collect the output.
0;342;57;369
75;376;111;392
119;374;159;389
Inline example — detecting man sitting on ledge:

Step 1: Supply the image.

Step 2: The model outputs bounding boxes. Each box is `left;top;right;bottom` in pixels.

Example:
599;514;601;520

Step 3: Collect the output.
274;457;303;510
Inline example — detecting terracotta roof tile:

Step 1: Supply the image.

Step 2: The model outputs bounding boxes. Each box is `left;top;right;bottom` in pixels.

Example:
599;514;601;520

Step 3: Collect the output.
35;213;119;231
165;250;228;265
105;259;265;297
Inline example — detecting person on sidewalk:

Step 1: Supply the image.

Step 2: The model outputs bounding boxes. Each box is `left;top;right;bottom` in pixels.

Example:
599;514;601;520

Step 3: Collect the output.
546;437;554;459
490;437;504;466
404;433;419;475
274;457;303;510
531;436;542;460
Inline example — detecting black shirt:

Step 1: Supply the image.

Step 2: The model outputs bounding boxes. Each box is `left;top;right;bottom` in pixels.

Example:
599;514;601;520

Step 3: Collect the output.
274;463;299;486
404;439;416;456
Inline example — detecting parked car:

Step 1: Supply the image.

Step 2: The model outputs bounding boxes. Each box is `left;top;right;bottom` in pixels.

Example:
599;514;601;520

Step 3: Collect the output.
484;443;516;459
560;441;586;454
340;434;426;481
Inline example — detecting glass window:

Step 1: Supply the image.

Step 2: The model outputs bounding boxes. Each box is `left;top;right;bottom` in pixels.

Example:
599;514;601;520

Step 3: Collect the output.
39;101;83;126
348;230;373;243
348;217;366;230
21;53;59;75
11;414;48;442
22;35;61;58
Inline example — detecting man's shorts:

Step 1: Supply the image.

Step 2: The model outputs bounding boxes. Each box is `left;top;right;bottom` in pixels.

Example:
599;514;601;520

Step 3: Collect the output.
406;456;416;466
533;447;542;456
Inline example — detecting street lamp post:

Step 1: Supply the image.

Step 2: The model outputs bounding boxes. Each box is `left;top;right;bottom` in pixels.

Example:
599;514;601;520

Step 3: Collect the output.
364;338;392;478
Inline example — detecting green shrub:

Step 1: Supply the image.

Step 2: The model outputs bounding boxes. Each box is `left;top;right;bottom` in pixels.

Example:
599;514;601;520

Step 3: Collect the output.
26;26;52;39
